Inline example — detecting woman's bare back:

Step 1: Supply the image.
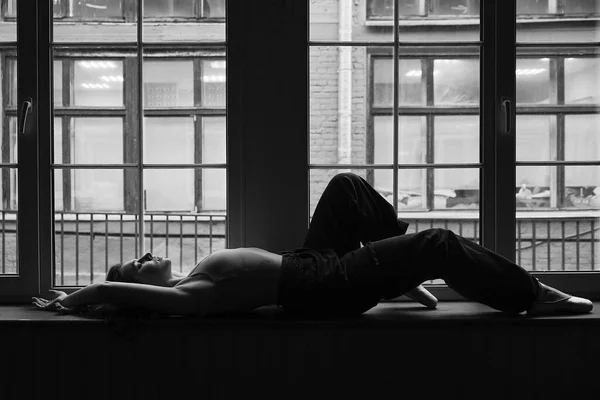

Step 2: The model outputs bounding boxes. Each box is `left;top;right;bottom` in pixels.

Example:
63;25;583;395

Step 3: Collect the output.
175;247;283;315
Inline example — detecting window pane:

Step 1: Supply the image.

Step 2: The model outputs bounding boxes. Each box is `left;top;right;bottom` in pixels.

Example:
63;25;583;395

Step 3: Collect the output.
565;166;599;209
8;58;16;107
201;168;226;211
144;0;194;17
144;61;193;107
310;46;371;165
54;60;63;107
516;166;552;209
434;58;479;105
144;169;195;211
73;60;124;107
434;116;479;164
201;59;226;107
0;168;18;275
516;115;553;161
565;57;600;104
434;168;480;210
431;0;480;16
202;117;226;164
374;116;425;165
144;117;194;164
373;58;425;107
516;58;552;104
565;114;600;162
4;118;18;164
54;1;135;42
71;169;125;211
517;0;549;15
565;0;600;15
368;0;422;18
69;118;124;164
71;0;123;19
204;0;226;18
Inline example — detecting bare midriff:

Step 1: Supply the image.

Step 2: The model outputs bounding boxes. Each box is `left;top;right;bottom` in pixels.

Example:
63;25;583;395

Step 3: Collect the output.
176;247;284;313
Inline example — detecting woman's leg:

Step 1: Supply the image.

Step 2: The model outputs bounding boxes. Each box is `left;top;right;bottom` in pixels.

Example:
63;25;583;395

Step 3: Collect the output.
303;172;408;257
342;228;541;314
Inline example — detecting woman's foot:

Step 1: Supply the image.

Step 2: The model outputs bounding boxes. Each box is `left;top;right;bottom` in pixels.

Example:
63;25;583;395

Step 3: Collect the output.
526;282;593;316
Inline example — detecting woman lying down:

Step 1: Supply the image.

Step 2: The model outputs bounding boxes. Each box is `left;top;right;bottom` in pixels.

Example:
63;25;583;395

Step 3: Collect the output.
33;173;592;318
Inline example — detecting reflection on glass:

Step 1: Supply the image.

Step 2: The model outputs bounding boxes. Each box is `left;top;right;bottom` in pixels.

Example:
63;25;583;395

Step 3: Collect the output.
144;61;193;107
516;115;553;161
202;117;226;164
73;60;124;107
434;169;479;210
373;59;424;107
144;117;194;164
517;0;550;15
0;168;18;275
368;0;422;18
204;0;226;18
565;0;600;15
565;57;600;104
516;58;552;104
434;59;479;105
431;0;480;16
516;166;552;209
434;116;479;164
68;0;123;19
565;114;599;162
565;166;599;209
201;59;226;107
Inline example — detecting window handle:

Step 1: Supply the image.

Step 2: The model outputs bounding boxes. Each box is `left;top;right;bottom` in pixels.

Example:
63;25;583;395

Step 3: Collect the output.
19;98;32;135
501;97;512;134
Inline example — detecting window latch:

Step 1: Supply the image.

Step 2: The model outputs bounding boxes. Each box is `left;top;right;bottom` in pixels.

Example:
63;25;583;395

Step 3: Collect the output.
18;97;33;135
501;97;512;135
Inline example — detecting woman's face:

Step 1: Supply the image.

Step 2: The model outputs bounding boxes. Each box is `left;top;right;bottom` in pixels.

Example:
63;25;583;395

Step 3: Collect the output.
120;252;172;286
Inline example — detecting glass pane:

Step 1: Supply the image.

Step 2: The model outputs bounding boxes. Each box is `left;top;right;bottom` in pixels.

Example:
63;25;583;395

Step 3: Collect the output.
144;60;193;107
144;0;226;42
201;59;226;107
144;117;194;164
144;169;195;211
434;116;479;164
373;58;425;107
517;0;549;15
310;46;372;165
565;114;600;162
517;0;599;42
434;58;480;105
516;166;552;209
54;186;139;287
373;168;427;211
565;0;600;15
516;58;552;104
54;60;63;107
73;60;124;107
565;166;599;209
62;118;125;164
374;116;425;165
7;58;16;107
434;168;480;210
311;0;394;42
54;0;135;42
0;168;18;275
515;166;599;272
565;57;600;104
431;0;480;16
202;117;226;164
516;115;553;161
368;0;422;18
4;118;18;164
70;0;123;19
72;169;125;211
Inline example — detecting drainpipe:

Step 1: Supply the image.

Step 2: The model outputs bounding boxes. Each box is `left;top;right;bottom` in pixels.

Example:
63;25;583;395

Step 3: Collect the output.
338;0;352;166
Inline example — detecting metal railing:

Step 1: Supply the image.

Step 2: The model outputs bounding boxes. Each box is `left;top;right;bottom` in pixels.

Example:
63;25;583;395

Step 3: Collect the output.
0;212;598;285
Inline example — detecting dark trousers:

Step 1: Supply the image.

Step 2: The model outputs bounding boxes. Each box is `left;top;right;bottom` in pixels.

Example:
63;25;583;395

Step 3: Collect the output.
301;172;540;315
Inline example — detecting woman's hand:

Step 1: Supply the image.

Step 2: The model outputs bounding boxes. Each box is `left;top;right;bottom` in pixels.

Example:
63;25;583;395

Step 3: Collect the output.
32;290;69;312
